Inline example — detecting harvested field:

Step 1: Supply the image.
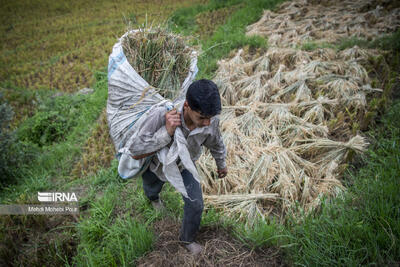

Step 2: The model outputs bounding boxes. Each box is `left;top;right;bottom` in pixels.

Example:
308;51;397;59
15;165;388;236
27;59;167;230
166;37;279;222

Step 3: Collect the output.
197;0;398;223
136;217;285;267
195;5;241;39
246;0;400;47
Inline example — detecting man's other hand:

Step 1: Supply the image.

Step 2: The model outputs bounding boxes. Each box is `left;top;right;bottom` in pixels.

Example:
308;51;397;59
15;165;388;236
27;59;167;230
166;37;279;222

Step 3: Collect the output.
165;109;181;136
217;167;228;178
132;151;156;160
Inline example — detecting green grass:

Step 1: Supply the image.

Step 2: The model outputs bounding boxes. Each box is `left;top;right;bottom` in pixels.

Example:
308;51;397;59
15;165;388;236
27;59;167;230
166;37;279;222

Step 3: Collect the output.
17;94;88;146
283;101;400;266
0;71;108;203
70;157;186;266
338;29;400;52
300;29;400;53
0;65;184;266
168;0;243;35
169;0;285;79
73;167;155;267
197;0;284;79
233;217;284;249
0;73;109;266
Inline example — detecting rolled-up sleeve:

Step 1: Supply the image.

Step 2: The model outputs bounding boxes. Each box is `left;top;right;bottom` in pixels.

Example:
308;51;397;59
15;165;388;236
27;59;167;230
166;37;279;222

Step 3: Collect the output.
128;107;172;156
203;118;227;170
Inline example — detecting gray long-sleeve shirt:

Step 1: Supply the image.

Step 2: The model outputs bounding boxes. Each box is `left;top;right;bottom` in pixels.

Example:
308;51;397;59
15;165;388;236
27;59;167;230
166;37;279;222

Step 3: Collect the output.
129;102;227;180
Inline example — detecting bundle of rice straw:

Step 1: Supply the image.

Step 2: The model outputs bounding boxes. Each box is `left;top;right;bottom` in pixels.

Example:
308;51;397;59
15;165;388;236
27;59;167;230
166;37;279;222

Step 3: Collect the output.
121;26;193;99
197;0;397;224
200;47;374;223
246;0;400;48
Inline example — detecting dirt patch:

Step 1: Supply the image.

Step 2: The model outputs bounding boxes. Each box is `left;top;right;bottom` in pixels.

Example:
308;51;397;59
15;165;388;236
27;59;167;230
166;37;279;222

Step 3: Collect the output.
136;217;285;267
0;214;77;266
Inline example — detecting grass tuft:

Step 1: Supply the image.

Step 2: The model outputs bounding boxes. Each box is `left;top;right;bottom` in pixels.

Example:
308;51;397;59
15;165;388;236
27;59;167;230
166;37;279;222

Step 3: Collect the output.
338;29;400;52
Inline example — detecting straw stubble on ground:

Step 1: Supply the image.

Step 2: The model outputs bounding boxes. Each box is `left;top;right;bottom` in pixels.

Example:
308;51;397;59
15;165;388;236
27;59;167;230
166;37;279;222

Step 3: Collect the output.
136;216;285;267
246;0;400;47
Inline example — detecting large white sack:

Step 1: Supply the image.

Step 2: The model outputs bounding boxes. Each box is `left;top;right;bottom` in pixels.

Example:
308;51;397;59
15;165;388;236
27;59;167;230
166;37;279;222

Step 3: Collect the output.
107;30;199;199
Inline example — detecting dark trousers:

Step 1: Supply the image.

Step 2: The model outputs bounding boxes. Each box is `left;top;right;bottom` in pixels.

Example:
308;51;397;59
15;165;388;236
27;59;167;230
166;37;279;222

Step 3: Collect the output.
142;168;204;243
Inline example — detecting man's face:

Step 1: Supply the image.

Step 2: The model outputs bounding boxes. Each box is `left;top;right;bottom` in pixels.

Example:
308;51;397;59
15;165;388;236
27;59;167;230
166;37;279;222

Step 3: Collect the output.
190;109;212;128
184;101;212;128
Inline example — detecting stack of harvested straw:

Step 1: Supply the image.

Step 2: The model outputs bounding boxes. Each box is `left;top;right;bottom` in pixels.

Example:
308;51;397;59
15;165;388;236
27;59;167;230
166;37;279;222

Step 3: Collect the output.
199;0;397;224
201;46;379;223
122;26;193;99
246;0;400;48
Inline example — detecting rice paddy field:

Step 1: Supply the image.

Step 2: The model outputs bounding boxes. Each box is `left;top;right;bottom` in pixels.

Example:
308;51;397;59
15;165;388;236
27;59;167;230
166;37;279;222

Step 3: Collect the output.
1;0;399;266
0;0;206;124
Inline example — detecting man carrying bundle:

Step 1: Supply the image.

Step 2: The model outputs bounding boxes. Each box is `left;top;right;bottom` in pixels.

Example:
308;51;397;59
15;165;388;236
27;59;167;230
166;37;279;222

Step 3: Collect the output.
130;79;228;255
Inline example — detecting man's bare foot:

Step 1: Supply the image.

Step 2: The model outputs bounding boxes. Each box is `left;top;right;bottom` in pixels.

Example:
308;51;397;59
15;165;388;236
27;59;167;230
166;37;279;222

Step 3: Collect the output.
184;242;204;255
151;199;165;211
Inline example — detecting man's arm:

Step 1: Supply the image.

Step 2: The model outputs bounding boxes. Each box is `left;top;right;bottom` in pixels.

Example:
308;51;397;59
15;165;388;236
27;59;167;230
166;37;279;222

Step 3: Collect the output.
129;107;181;159
203;118;227;177
129;107;171;158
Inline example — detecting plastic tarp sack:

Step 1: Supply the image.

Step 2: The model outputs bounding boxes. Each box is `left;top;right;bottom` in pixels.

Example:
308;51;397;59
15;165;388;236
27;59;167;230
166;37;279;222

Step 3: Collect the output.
107;30;199;199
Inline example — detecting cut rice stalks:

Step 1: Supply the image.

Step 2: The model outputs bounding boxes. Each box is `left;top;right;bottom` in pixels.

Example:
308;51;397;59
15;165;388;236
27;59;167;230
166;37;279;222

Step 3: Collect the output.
198;0;396;224
246;0;400;48
121;25;193;100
